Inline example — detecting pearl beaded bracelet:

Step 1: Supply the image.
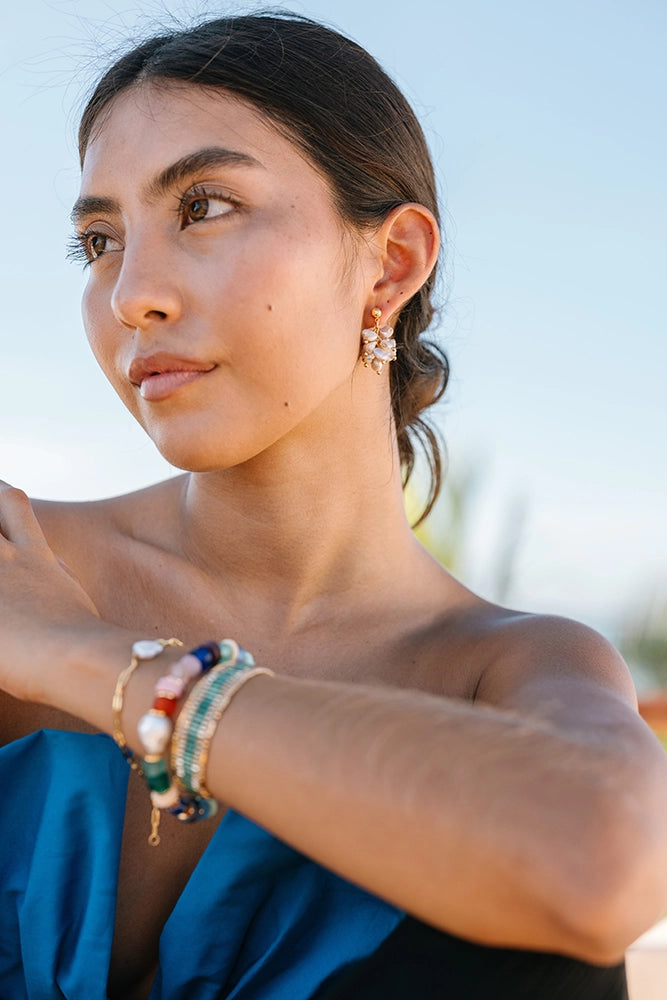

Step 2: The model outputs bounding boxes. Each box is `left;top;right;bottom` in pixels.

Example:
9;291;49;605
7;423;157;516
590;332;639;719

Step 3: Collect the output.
130;637;264;845
111;637;183;776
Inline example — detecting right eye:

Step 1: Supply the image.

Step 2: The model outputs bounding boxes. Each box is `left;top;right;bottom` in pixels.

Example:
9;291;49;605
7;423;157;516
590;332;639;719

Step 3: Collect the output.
66;228;123;267
87;233;110;259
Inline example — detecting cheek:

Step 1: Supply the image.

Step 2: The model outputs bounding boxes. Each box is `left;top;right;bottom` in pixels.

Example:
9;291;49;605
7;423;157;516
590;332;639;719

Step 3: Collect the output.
82;283;107;362
228;231;365;360
82;284;134;404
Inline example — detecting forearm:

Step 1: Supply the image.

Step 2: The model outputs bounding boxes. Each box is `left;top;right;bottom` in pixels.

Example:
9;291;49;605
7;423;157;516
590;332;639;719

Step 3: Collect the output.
182;671;667;962
35;628;667;962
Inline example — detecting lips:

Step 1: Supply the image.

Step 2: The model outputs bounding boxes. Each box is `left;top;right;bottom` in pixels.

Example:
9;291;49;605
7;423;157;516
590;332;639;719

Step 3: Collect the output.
128;353;216;401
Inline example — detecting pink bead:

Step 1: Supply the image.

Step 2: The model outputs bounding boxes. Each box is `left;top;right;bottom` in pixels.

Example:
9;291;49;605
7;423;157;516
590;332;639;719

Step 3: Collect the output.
156;674;185;697
171;654;202;682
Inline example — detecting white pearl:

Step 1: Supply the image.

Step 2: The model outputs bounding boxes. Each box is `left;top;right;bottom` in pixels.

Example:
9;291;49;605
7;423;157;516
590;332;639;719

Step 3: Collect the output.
138;712;172;754
361;329;378;343
374;347;392;362
132;639;164;660
371;359;383;373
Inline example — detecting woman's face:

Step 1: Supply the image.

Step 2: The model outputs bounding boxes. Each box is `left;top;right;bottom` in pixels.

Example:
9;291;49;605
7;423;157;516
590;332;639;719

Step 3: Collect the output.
74;83;381;471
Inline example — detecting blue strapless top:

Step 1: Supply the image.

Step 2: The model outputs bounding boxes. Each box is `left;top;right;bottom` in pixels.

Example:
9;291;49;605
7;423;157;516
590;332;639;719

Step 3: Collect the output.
0;730;403;999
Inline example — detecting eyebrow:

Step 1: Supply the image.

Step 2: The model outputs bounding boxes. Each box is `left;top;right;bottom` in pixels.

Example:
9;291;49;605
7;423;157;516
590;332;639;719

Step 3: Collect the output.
70;146;262;225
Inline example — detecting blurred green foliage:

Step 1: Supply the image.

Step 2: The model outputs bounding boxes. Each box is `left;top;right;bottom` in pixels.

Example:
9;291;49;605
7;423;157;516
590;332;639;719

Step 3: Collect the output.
406;461;526;606
619;599;667;692
408;462;667;691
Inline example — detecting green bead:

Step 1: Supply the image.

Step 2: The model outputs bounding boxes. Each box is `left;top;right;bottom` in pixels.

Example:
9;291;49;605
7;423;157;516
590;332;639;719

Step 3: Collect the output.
218;641;237;663
142;757;170;793
147;772;171;793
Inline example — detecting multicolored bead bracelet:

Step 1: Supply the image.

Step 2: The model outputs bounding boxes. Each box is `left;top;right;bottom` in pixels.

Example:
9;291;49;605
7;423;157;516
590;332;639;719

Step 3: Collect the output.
135;638;261;845
111;638;183;776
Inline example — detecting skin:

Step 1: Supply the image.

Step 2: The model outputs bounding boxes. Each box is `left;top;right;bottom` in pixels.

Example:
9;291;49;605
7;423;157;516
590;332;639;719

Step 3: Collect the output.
1;83;667;999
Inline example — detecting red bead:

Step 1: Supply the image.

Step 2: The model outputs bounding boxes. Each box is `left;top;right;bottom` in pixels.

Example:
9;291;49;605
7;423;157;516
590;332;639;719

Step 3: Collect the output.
154;696;178;716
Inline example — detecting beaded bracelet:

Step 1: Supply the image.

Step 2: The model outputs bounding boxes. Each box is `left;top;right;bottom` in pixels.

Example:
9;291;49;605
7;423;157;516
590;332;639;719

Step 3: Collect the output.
111;638;183;776
172;663;274;798
136;638;257;845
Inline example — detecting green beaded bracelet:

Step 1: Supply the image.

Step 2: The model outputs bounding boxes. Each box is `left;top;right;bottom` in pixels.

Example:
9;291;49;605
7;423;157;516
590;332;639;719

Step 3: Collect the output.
171;663;274;798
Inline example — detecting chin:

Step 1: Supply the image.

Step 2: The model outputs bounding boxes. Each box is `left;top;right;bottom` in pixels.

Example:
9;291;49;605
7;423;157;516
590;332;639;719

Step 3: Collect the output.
154;446;238;474
146;425;266;474
136;398;312;472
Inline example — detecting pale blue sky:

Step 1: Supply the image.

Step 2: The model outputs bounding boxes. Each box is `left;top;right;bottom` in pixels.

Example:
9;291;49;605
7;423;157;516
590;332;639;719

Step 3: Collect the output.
1;0;665;639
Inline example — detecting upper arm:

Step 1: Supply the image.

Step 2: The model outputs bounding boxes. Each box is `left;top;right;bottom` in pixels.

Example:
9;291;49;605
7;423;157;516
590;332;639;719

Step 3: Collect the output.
474;614;640;739
473;613;667;950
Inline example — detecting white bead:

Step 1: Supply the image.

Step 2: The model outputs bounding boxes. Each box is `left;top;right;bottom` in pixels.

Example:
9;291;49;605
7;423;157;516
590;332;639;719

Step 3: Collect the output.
132;639;164;660
374;347;392;362
371;359;383;373
380;325;394;337
150;786;180;809
138;712;172;754
361;329;378;343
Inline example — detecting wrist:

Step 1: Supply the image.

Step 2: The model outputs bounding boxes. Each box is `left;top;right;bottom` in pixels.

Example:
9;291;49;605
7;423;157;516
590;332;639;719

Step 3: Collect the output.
46;622;156;731
112;637;269;845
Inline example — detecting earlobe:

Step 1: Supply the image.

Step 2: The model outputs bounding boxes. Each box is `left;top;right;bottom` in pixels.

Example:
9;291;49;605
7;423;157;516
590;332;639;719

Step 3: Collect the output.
370;203;440;322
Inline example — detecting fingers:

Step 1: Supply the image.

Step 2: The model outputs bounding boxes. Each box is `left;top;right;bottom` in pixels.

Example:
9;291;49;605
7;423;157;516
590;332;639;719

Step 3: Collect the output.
0;481;49;547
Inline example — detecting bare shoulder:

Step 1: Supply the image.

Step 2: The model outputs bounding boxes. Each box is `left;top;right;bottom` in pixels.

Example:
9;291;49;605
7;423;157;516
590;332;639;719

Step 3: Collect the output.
461;605;639;725
31;476;187;573
419;569;637;721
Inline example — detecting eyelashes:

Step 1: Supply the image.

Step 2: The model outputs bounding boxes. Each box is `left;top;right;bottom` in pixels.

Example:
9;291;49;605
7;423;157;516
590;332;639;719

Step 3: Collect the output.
65;232;99;267
177;185;238;225
65;233;86;266
66;229;122;268
66;186;239;268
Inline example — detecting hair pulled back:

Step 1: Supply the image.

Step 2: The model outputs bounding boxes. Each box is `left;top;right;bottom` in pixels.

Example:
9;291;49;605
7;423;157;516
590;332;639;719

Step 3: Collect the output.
78;12;449;520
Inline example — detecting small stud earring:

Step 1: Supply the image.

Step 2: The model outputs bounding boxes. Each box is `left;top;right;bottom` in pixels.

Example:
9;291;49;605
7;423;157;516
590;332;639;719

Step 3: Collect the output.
360;308;397;375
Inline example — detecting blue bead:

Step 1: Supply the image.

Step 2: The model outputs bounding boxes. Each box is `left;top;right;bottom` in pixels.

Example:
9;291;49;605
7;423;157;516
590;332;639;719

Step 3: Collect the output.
190;644;218;670
197;797;219;820
202;640;222;662
169;795;197;821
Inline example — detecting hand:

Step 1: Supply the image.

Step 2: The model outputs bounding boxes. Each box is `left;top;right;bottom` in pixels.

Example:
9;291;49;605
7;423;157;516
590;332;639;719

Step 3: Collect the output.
0;481;100;702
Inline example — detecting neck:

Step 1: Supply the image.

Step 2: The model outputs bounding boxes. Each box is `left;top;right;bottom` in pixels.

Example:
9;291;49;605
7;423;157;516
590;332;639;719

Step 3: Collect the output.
174;412;420;633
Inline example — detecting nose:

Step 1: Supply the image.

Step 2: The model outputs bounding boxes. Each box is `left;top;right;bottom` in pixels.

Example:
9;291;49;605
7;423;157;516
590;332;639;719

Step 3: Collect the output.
110;236;184;331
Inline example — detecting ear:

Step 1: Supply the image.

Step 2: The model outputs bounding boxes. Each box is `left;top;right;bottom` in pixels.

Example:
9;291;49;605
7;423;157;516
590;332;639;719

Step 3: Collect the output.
367;203;439;325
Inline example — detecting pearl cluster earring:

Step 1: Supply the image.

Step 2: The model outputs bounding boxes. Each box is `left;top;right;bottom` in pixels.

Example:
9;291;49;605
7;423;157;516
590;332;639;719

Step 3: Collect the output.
360;308;397;375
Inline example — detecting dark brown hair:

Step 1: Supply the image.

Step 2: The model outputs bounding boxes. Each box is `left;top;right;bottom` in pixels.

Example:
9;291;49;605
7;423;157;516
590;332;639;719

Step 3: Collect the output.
78;11;449;521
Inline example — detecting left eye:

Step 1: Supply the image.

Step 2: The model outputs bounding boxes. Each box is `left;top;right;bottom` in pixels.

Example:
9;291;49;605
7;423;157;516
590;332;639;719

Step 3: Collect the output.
183;195;233;225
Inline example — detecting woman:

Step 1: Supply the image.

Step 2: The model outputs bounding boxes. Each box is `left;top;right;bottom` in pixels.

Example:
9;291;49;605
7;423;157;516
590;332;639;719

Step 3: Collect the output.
0;12;664;1000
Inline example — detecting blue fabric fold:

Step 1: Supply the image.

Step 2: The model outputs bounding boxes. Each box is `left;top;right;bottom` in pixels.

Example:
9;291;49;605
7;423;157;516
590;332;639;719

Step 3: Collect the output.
0;730;403;999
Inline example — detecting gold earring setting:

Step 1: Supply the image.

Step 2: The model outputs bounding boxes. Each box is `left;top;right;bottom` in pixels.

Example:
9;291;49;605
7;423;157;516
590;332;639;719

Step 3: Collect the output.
361;308;397;375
